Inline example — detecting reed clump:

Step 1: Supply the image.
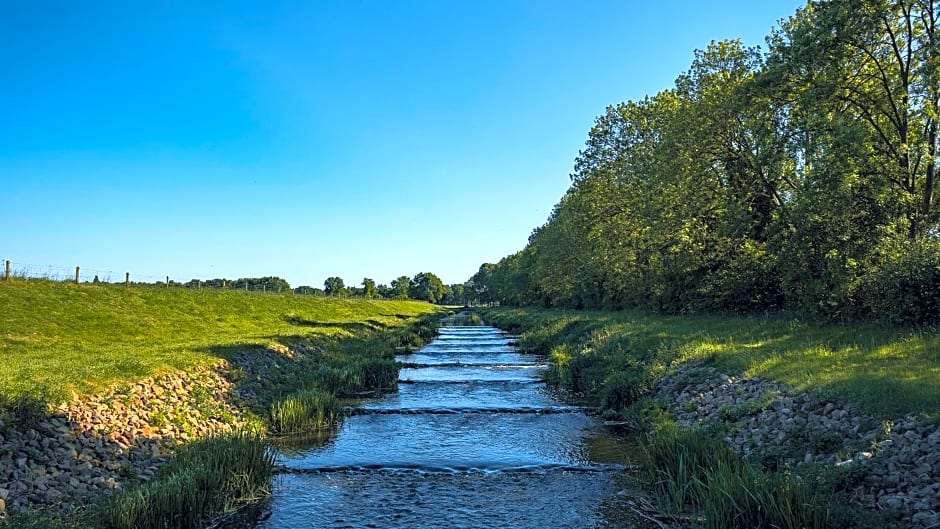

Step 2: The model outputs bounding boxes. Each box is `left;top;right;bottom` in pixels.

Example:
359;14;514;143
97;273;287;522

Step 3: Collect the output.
98;429;275;529
269;389;340;434
644;425;829;529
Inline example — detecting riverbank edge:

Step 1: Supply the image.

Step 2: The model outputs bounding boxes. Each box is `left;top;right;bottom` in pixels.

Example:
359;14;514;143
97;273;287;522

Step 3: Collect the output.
479;307;939;529
0;312;443;528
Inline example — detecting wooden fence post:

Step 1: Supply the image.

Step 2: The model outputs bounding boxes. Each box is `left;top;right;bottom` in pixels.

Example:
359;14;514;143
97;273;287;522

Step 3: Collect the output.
166;276;170;288
5;260;9;282
222;279;226;289
125;272;130;287
75;266;80;284
245;281;248;292
197;280;201;290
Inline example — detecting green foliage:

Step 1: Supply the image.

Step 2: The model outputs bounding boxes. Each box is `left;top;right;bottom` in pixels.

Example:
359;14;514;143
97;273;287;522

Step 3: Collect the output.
323;276;346;297
472;1;940;325
441;282;474;306
599;368;652;415
361;277;378;299
409;272;447;304
644;425;830;529
293;285;325;296
858;239;940;325
481;307;940;419
98;430;274;529
269;389;340;434
390;275;411;300
308;359;399;396
226;276;291;292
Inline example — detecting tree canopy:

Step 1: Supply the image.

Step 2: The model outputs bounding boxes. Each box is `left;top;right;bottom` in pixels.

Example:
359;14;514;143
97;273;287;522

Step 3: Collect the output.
409;272;447;304
324;276;346;297
472;0;940;325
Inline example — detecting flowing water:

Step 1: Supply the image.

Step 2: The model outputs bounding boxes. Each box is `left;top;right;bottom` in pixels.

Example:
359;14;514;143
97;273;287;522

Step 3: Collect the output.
252;322;642;528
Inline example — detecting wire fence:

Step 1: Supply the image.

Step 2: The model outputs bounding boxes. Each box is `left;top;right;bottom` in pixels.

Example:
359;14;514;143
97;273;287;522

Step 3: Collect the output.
0;258;311;295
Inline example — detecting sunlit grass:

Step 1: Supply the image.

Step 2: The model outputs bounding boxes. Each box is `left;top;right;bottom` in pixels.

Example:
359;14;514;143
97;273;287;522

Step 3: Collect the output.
482;307;940;419
0;279;439;406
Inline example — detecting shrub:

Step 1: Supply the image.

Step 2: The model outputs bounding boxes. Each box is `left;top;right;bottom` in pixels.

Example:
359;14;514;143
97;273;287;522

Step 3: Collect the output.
599;368;650;413
858;239;940;326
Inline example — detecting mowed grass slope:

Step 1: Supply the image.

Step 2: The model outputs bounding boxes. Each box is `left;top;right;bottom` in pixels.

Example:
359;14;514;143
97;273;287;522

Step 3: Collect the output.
0;280;439;405
483;308;940;419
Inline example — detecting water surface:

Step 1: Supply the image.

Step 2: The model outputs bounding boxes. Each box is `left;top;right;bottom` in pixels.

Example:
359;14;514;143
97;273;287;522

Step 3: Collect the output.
253;323;640;528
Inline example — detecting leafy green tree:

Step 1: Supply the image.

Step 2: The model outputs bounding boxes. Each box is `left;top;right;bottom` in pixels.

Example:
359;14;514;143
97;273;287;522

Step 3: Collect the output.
390;276;411;300
409;272;447;304
442;283;469;305
469;1;940;324
362;278;378;299
324;276;346;297
772;0;940;240
231;277;291;293
376;283;392;299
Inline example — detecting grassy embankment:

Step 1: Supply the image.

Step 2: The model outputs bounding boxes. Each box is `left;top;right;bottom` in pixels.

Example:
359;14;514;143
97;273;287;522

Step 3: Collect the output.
481;307;940;528
0;280;444;528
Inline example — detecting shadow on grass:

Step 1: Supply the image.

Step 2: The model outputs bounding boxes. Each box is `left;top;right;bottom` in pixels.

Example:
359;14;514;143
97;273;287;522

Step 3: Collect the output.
0;313;444;526
283;316;387;333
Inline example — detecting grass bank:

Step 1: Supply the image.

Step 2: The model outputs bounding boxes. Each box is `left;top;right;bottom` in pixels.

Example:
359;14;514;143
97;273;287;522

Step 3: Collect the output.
480;307;939;420
0;279;444;527
0;279;439;411
479;307;938;528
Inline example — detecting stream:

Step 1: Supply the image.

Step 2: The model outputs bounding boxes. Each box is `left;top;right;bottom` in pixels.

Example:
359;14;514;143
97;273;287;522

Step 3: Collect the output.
251;322;642;528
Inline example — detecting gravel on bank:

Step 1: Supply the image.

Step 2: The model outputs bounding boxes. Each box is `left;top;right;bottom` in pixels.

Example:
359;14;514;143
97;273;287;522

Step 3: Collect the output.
657;363;939;528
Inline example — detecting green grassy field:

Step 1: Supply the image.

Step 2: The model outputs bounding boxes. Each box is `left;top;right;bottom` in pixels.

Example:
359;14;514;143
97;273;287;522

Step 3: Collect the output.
482;307;940;419
0;280;440;406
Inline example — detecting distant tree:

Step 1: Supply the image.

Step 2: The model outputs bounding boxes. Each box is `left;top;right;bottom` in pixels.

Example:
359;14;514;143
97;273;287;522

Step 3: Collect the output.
362;278;378;299
232;276;291;293
469;265;494;305
442;283;470;305
324;276;346;297
409;272;447;304
390;276;411;300
294;285;325;296
376;283;391;299
347;286;364;298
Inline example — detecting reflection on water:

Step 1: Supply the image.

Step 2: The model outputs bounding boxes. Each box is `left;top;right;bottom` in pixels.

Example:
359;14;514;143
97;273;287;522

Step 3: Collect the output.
251;322;642;528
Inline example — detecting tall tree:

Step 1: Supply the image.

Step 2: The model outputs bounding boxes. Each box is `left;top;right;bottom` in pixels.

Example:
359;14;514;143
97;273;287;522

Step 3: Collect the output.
409;272;447;304
390;276;411;300
324;276;346;297
775;0;940;239
361;278;378;299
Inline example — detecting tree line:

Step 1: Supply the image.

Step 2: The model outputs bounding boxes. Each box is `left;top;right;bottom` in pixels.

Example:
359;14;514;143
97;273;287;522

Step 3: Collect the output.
473;0;940;325
305;272;482;305
165;273;481;305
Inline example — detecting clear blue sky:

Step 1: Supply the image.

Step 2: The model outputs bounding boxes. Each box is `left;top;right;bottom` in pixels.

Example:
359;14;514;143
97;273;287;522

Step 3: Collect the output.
1;1;804;287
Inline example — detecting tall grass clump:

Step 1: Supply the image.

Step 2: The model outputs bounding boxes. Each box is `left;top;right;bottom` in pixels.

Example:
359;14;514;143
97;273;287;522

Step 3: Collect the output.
99;430;274;529
268;389;340;435
311;358;399;396
389;313;440;348
644;425;829;529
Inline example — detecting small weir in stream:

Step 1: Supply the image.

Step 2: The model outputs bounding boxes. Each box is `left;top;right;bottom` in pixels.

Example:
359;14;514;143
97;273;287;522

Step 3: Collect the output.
251;320;642;528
